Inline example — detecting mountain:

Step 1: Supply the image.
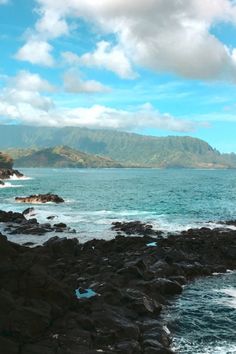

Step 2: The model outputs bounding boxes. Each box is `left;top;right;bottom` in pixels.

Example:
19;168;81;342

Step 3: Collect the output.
0;125;235;168
7;146;123;168
0;152;13;168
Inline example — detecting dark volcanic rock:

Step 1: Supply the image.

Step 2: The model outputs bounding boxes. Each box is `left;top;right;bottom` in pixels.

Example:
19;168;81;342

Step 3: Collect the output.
15;193;64;204
23;207;35;216
0;210;26;223
112;221;161;237
0;168;24;180
0;180;4;186
0;221;235;353
0;210;74;236
222;220;236;227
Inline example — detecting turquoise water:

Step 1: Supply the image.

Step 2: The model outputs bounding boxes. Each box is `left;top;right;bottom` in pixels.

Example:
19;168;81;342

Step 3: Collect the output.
167;271;236;354
1;168;236;243
1;168;236;353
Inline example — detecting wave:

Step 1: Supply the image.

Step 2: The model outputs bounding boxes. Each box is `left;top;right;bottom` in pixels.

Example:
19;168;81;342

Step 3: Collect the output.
218;288;236;309
9;174;32;181
172;340;236;354
0;182;23;188
19;208;236;233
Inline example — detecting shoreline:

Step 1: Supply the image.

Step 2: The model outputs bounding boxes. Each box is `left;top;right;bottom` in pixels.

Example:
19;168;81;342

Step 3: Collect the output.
0;214;236;354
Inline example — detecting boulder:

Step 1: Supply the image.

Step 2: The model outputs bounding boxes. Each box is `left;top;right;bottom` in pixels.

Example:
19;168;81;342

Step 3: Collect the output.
15;193;64;204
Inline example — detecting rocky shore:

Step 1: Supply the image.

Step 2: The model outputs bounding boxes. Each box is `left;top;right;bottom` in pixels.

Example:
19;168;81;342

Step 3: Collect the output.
0;168;24;180
0;215;236;354
0;209;74;236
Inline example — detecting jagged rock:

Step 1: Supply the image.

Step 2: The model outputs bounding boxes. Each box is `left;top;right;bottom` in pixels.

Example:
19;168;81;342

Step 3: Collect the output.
0;210;73;236
15;193;64;204
112;221;160;236
23;207;35;216
0;210;26;223
0;216;236;353
0;168;24;180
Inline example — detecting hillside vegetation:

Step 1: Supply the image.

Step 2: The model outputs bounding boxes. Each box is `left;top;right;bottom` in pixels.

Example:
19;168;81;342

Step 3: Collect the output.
0;125;236;168
0;152;13;168
8;146;123;168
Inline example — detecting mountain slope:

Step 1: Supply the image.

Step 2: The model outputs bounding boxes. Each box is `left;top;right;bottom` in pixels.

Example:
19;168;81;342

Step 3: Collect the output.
0;152;13;168
0;125;235;168
8;146;123;168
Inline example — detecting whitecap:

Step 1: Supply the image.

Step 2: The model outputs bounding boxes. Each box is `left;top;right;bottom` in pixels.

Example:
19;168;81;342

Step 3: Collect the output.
0;182;23;188
219;288;236;308
172;340;236;354
9;174;32;181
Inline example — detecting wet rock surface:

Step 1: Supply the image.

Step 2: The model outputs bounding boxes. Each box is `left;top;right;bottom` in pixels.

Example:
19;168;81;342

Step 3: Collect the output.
0;218;236;354
0;210;75;236
0;168;24;180
15;193;65;204
112;221;162;237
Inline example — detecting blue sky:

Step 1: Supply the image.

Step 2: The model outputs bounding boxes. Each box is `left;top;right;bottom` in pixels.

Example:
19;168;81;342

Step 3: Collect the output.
1;0;236;152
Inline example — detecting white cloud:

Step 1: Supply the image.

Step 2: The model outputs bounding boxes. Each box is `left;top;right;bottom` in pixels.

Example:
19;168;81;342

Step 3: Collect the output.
62;104;196;132
1;72;195;131
63;41;137;79
35;8;69;38
0;71;54;116
36;0;236;81
3;89;54;111
15;39;54;67
11;70;55;92
0;95;198;132
63;70;110;93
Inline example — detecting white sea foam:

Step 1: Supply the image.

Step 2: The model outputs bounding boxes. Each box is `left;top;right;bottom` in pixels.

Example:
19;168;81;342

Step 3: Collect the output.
218;288;236;308
0;182;23;188
172;340;236;354
9;174;32;181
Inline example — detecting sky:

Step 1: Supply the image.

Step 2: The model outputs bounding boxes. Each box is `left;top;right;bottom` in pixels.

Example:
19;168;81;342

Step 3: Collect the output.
1;0;236;152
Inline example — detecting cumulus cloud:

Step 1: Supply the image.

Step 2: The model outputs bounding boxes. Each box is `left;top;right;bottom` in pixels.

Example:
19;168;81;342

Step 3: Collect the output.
10;70;55;92
0;71;54;114
35;8;69;38
63;41;137;79
0;92;198;132
63;70;111;93
0;71;196;132
15;39;54;67
35;0;236;80
3;89;54;111
60;103;197;132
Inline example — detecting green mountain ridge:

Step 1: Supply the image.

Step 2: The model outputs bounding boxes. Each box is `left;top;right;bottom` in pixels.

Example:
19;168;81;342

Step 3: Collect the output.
7;146;123;168
0;125;236;168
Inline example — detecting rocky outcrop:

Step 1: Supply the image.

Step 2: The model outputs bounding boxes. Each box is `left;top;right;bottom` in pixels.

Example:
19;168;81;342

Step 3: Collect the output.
15;193;64;204
0;168;24;180
0;180;5;186
0;221;235;354
112;221;162;236
0;210;75;236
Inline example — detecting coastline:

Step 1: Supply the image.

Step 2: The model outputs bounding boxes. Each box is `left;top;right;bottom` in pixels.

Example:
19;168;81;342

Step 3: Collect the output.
0;214;236;354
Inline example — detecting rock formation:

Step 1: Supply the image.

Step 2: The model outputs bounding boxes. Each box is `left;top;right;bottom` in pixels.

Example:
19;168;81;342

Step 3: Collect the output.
15;193;65;204
0;216;235;353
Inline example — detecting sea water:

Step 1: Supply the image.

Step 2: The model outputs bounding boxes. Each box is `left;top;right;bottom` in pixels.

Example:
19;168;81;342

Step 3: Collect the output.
0;167;236;353
1;168;236;243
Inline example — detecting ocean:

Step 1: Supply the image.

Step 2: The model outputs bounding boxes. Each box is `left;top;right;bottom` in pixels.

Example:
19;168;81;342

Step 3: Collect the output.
0;167;236;353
